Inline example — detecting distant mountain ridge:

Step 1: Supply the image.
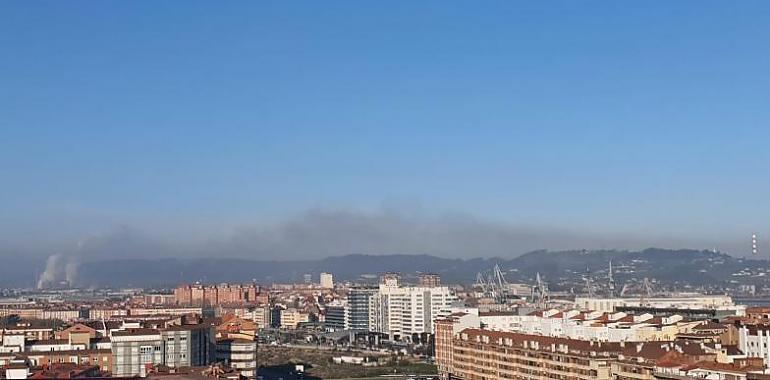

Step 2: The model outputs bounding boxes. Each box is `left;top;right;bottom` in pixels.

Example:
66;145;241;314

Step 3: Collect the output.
68;248;768;288
4;248;767;288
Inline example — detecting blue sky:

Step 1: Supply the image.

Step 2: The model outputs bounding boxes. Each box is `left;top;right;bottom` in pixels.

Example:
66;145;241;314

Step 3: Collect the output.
1;2;769;258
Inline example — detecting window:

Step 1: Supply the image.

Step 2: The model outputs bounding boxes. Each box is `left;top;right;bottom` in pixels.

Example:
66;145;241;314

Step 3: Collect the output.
140;346;155;364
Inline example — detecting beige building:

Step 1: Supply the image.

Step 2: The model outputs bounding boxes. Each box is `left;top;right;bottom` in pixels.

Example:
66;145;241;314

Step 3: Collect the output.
250;306;271;330
438;327;744;380
280;308;309;329
451;329;617;380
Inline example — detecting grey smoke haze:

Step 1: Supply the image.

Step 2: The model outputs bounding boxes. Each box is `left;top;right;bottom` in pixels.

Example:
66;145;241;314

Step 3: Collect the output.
31;207;746;286
211;208;739;258
35;227;176;288
214;209;615;258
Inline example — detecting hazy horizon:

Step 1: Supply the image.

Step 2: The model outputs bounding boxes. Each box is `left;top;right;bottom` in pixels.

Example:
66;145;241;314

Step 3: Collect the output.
2;2;768;265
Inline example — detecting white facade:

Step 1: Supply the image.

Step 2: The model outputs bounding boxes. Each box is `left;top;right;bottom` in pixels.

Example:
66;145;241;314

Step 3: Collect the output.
477;309;693;342
320;273;334;289
373;283;457;338
739;326;770;366
574;295;744;315
0;334;24;353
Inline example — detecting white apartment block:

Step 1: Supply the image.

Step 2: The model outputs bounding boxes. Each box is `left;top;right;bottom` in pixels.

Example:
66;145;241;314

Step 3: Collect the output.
739;325;770;366
373;281;457;339
320;272;334;289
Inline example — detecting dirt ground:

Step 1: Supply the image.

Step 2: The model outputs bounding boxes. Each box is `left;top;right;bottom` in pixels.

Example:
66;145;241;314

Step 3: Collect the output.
258;346;437;379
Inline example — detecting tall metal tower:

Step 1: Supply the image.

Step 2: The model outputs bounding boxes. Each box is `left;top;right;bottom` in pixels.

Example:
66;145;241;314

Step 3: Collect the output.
608;261;616;298
640;277;653;307
532;273;549;309
752;233;759;256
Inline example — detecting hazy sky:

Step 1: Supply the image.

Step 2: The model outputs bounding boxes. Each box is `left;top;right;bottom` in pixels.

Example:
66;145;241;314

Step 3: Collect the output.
1;2;769;260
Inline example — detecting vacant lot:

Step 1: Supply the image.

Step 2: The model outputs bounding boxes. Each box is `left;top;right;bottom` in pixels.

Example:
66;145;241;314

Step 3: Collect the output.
259;346;437;379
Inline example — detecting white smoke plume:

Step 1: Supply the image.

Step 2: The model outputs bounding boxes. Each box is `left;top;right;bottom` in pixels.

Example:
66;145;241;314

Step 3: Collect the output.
36;227;169;289
65;258;79;286
36;253;77;289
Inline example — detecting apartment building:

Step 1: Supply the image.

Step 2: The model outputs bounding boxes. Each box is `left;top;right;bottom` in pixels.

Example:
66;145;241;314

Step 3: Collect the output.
574;296;745;316
216;338;257;380
110;324;215;377
325;301;350;331
238;305;271;330
143;294;176;306
129;306;204;317
451;328;619;380
110;329;163;377
24;349;113;370
477;309;703;342
435;312;481;379
738;321;770;366
279;308;309;329
419;273;441;287
320;273;334;289
215;313;258;380
438;325;749;380
0;308;82;321
88;308;128;320
372;275;457;339
162;324;215;368
348;287;378;331
174;283;263;306
3;324;54;341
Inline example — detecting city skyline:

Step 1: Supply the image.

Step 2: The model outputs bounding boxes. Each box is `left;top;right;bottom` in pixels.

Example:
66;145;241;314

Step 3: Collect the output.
2;2;770;260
